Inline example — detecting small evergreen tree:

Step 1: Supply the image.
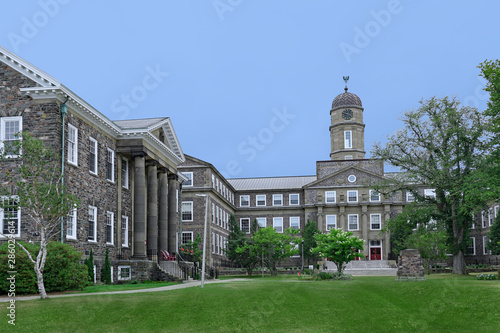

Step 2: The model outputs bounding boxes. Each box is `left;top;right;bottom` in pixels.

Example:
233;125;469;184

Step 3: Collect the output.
302;220;320;265
487;214;500;255
101;248;111;284
85;248;94;284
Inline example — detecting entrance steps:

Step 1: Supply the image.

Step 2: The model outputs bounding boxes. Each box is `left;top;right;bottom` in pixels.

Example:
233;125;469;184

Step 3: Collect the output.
324;260;397;276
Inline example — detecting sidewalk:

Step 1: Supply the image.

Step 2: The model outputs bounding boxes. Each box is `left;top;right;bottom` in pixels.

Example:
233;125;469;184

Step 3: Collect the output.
0;278;251;302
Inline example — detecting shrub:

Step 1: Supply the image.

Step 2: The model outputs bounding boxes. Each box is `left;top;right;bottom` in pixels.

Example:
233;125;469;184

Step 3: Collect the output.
101;248;111;284
331;272;353;280
84;248;94;284
314;272;332;280
302;268;313;275
476;274;497;280
0;241;90;295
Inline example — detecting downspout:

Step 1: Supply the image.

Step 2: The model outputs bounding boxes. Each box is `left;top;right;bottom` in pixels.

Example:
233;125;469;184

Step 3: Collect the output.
60;98;69;243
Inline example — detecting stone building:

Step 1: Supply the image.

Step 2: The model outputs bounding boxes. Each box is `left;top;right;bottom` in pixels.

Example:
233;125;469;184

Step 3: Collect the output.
0;45;187;282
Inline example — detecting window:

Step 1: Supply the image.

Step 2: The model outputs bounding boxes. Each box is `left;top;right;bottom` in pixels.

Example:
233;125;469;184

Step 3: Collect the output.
121;158;129;189
289;194;300;206
256;195;266;206
181;202;193;221
495;206;499;218
325;191;336;203
273;217;283;233
348;214;359;231
212;203;215;223
424;189;436;199
240;218;250;234
483;236;489;255
67;123;78;165
1;116;22;157
89;137;97;174
1;197;20;238
212;232;215;253
88;206;97;242
273;194;283;206
488;208;494;226
66;207;77;240
212;174;215;188
347;175;356;183
290;217;300;230
118;266;131;281
181;231;193;245
121;216;128;247
344;130;352;148
482;210;487;228
370;214;381;230
347;190;358;203
467;237;476;255
216;207;219;226
216;234;220;254
256;217;266;228
406;192;415;202
106;148;114;182
216;178;219;191
326;215;337;231
106;211;114;245
370;190;380;202
240;195;250;207
183;172;193;187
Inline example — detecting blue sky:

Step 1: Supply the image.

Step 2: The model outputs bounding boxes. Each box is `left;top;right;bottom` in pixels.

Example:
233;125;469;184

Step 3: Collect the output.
0;1;497;178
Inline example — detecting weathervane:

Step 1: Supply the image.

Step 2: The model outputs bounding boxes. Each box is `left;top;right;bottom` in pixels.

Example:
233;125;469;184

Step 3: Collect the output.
343;76;349;92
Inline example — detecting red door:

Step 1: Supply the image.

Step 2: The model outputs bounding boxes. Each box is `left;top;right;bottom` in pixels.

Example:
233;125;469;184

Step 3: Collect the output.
353;248;361;260
370;248;381;260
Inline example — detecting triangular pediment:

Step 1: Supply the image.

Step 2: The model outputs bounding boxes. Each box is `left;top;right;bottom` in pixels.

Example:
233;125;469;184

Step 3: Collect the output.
305;165;386;188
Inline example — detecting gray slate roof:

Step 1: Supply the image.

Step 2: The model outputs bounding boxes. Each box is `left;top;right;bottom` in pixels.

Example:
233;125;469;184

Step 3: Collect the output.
114;117;168;130
227;176;317;191
332;91;362;109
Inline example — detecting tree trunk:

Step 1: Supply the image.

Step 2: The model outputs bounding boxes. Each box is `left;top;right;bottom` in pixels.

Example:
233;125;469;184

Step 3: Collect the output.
247;267;253;277
35;267;48;299
452;250;467;274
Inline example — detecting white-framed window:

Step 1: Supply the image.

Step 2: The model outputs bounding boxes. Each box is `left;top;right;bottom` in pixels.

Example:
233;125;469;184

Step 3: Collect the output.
216;207;219;226
1;196;20;238
290;216;300;230
181;231;193;245
88;206;97;242
67;123;78;165
483;236;489;255
347;190;358;203
89;137;98;175
106;211;114;245
0;116;22;158
212;232;215;253
273;194;283;206
212;174;215;188
240;218;250;234
326;215;337;231
370;190;381;202
66;207;77;240
211;203;215;223
216;178;219;191
106;148;115;182
118;266;131;281
289;193;300;206
216;233;220;254
488;208;494;226
181;202;193;221
218;207;222;225
348;214;359;231
482;210;487;228
121;158;129;189
471;213;475;229
495;205;499;218
370;214;381;230
467;237;476;255
256;217;266;228
347;175;357;183
256;194;266;206
325;191;336;203
273;217;283;233
424;189;436;199
121;216;128;247
344;130;352;149
183;172;193;187
240;195;250;207
406;192;415;202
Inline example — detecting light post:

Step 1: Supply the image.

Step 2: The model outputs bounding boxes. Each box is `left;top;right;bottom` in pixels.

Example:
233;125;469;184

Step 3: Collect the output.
301;240;304;272
196;194;208;288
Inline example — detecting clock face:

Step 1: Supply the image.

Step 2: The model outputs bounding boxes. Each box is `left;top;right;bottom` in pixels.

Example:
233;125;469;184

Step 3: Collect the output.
342;109;353;120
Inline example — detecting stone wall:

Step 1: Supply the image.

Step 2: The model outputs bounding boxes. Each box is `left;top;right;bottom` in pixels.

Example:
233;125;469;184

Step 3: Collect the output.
396;249;425;281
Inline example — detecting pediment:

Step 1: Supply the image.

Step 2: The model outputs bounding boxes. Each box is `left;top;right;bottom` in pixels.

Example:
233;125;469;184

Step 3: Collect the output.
305;165;386;188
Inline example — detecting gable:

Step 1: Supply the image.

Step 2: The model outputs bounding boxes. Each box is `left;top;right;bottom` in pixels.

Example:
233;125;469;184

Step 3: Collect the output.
305;165;385;188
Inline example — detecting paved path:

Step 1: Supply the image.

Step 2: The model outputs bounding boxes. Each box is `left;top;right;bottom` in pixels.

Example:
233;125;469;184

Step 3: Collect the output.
0;279;251;302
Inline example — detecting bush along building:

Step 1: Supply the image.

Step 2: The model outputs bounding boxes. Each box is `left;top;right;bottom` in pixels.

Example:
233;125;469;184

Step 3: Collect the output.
0;45;187;282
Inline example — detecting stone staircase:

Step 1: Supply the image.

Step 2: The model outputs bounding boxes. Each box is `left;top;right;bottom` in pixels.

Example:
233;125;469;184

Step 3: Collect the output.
324;260;397;276
157;261;186;281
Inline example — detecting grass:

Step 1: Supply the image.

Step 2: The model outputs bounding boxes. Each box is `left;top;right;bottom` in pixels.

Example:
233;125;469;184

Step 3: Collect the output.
70;281;180;294
2;274;500;332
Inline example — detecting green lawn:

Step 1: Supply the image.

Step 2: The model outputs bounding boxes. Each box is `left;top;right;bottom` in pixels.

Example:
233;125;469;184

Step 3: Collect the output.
2;274;499;332
70;281;180;293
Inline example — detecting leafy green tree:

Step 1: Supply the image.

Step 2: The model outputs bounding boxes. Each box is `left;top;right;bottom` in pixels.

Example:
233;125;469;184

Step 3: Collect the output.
487;214;500;255
84;248;94;284
312;229;364;274
239;227;300;277
0;133;79;298
372;97;489;274
302;220;320;266
101;248;111;284
406;224;448;275
225;215;260;276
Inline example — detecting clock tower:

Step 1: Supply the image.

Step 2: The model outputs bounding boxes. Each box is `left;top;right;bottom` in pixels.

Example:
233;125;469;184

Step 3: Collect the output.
329;78;365;160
